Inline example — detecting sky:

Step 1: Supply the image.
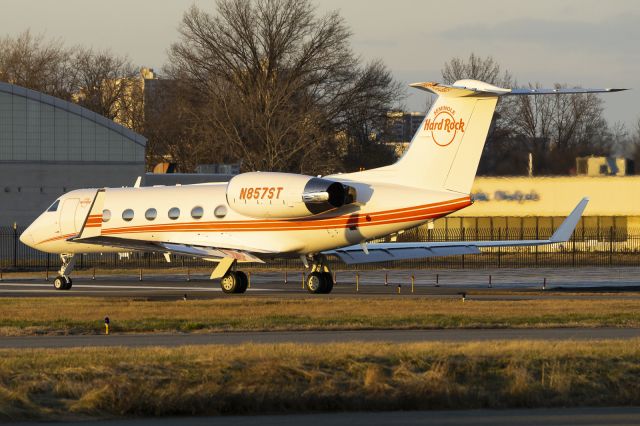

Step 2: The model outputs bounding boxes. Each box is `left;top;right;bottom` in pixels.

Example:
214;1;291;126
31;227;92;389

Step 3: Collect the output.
1;0;639;129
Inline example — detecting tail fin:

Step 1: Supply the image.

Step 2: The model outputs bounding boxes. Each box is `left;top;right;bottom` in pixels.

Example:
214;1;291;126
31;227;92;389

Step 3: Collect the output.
398;81;502;193
346;80;625;194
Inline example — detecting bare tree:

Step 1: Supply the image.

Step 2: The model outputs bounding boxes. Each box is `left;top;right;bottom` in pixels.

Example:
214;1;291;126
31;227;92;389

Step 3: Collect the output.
70;48;141;127
442;53;513;87
164;0;401;174
441;54;521;174
441;54;615;175
0;30;74;99
0;31;145;133
510;84;611;174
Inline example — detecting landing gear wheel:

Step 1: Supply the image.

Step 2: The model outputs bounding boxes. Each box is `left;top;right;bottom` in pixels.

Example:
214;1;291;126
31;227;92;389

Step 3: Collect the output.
220;271;247;294
53;276;71;290
320;272;334;294
235;271;248;294
306;272;329;294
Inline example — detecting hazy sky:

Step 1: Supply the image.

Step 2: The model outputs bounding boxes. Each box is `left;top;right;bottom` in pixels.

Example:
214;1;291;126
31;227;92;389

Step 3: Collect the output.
2;0;639;128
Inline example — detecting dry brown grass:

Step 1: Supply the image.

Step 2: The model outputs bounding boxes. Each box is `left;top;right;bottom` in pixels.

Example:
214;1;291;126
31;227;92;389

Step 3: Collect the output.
1;297;640;335
0;340;639;421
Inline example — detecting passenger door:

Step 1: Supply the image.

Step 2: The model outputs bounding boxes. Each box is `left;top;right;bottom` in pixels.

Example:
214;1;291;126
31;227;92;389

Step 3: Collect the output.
59;198;79;235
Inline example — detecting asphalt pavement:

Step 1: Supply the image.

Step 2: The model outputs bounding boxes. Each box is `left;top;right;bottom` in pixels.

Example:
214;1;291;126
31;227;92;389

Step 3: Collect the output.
2;267;640;299
2;327;639;349
15;407;640;426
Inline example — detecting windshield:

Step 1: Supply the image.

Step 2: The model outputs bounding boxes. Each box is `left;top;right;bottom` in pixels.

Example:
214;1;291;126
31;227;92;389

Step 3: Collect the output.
47;199;60;212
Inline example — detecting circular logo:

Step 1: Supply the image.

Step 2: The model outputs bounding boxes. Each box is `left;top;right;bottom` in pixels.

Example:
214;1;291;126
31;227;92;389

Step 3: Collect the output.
431;111;457;147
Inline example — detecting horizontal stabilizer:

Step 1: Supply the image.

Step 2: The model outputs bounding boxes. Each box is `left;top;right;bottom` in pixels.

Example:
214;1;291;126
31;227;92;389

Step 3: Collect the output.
410;80;627;98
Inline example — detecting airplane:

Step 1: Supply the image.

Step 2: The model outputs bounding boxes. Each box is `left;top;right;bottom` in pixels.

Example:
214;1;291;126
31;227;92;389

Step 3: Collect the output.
19;79;624;293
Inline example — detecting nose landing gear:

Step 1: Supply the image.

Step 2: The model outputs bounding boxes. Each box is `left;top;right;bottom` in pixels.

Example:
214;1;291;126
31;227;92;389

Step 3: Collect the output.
53;253;76;290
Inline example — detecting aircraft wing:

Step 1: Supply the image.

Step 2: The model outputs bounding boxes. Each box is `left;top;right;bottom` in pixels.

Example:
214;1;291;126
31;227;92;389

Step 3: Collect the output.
324;198;588;265
69;235;266;263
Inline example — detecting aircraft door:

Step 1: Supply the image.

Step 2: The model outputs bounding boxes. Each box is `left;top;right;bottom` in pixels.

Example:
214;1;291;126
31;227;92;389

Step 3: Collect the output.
59;198;79;235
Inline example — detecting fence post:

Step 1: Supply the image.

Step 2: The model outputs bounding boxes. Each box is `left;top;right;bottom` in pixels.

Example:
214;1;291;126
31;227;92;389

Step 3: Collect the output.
13;223;17;269
609;226;614;266
461;227;465;269
497;228;502;268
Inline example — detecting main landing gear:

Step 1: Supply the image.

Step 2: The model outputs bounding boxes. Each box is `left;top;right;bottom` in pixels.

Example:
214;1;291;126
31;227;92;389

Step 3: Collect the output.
220;270;248;294
304;256;334;294
211;258;249;294
53;253;77;290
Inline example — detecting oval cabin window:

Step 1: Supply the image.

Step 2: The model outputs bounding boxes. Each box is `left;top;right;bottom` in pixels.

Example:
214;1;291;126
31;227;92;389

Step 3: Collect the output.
102;209;111;222
214;205;227;218
122;209;134;222
191;206;204;219
145;208;157;221
168;207;180;220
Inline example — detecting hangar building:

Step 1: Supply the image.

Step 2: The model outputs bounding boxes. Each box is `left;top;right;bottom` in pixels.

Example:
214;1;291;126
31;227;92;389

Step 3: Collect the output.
0;82;146;226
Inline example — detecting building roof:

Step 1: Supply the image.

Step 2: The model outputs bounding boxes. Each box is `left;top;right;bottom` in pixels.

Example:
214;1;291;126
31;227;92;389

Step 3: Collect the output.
0;81;146;147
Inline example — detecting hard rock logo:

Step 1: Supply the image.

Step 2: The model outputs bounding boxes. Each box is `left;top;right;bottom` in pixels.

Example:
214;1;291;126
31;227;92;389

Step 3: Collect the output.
424;105;465;147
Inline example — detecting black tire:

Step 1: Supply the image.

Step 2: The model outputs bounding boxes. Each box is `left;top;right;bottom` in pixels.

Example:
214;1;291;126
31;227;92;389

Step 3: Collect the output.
306;272;328;294
235;271;248;293
63;277;73;290
53;276;66;290
320;272;334;294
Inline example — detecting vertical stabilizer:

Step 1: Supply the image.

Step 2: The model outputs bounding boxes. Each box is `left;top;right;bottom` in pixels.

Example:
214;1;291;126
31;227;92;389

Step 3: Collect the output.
338;80;502;194
335;80;624;195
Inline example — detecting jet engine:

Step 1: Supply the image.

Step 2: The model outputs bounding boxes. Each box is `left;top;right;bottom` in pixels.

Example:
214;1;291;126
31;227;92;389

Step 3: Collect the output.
226;172;355;219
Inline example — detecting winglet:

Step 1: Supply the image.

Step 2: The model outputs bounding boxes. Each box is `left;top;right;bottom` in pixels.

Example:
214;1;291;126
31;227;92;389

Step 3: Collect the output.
550;198;589;243
77;189;106;239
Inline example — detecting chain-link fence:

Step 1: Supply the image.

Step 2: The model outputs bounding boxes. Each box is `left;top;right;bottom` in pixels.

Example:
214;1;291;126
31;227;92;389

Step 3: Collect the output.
2;225;639;272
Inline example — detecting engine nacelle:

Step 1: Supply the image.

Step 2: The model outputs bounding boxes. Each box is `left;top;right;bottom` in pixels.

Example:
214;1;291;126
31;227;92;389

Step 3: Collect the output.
226;172;355;219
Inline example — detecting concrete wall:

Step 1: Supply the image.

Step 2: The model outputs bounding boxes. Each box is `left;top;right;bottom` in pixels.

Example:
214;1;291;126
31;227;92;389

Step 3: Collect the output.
1;162;144;226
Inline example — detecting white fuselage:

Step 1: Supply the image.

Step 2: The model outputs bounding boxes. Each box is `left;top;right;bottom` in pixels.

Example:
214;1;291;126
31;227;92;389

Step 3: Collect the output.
21;178;471;257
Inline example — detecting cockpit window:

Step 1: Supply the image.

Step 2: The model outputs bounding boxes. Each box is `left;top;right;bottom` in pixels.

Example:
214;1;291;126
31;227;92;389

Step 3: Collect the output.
47;200;60;212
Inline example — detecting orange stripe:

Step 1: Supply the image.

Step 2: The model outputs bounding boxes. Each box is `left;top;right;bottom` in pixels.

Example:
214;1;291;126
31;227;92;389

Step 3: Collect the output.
100;197;466;233
36;197;471;244
37;233;77;245
101;198;470;235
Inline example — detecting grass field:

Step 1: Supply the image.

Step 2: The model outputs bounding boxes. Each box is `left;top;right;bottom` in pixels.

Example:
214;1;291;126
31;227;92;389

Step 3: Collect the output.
1;340;639;421
1;297;640;335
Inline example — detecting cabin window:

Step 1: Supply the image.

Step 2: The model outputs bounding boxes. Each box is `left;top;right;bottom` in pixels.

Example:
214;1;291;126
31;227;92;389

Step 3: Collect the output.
214;205;227;219
191;206;204;219
168;207;180;220
122;209;134;222
47;200;60;212
145;208;157;221
102;209;111;222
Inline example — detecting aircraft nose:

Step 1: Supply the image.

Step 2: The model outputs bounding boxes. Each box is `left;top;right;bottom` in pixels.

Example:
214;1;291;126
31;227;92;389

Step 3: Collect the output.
19;226;34;248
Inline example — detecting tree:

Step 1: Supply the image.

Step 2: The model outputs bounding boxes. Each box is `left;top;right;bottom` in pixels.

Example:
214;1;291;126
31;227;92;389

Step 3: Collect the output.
441;53;614;175
0;30;74;99
0;31;144;133
70;48;142;129
441;54;521;175
508;84;611;174
164;0;401;174
442;53;513;87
